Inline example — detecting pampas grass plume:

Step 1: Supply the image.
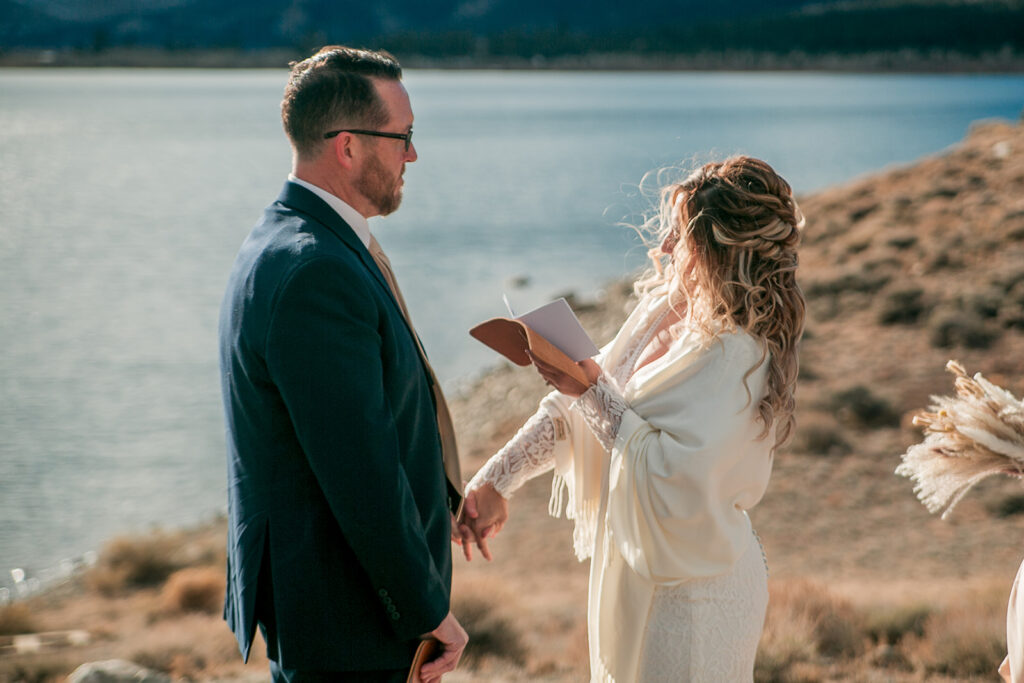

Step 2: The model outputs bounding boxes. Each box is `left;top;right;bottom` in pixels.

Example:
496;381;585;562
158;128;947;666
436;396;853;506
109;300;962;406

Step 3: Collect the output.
896;360;1024;518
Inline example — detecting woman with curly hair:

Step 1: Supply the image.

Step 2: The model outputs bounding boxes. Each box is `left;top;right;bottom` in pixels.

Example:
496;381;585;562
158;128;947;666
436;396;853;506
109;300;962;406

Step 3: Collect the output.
461;156;806;681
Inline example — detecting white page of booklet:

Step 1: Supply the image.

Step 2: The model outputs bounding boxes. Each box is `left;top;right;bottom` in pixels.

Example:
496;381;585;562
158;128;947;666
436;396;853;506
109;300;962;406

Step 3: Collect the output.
512;297;599;362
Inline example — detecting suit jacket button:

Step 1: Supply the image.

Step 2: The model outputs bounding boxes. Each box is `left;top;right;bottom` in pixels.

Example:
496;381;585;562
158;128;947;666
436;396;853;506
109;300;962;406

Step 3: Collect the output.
391;612;401;620
378;588;388;598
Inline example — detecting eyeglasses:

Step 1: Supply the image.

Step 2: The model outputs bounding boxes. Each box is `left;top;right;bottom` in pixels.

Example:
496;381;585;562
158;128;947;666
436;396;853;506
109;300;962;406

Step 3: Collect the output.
323;128;413;152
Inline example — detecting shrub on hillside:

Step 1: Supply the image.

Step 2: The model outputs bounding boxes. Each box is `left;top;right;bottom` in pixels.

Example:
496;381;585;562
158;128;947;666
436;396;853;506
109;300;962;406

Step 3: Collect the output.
0;603;36;635
161;566;224;614
877;287;926;325
886;232;917;250
756;579;865;681
827;386;901;429
452;592;527;667
929;311;999;349
987;493;1024;518
87;532;180;595
862;603;932;645
909;605;1006;676
969;290;1003;319
805;271;890;298
0;656;76;683
790;413;850;456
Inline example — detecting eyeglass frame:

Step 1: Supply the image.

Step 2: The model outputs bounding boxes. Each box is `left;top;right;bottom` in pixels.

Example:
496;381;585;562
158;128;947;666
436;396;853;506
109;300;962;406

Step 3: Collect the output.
323;128;413;152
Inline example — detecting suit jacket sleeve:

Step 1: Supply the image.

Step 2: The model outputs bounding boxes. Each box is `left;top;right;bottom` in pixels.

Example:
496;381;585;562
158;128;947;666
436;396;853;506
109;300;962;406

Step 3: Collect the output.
265;255;449;640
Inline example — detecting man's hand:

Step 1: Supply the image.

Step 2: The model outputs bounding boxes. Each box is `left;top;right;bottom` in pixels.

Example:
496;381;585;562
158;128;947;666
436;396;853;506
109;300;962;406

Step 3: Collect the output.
459;483;509;562
418;611;468;683
527;351;601;398
450;511;477;550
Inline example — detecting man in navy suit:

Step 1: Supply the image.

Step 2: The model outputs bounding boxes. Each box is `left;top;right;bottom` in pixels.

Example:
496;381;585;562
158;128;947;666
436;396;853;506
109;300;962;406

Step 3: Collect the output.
219;46;468;682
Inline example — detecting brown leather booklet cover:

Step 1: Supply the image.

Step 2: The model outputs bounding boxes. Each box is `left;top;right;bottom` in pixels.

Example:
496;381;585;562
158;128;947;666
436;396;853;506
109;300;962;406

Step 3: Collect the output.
407;637;441;683
469;317;590;386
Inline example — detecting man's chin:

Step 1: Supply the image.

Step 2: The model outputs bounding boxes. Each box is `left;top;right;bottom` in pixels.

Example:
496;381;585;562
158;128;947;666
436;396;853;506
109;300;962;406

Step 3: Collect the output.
376;192;403;217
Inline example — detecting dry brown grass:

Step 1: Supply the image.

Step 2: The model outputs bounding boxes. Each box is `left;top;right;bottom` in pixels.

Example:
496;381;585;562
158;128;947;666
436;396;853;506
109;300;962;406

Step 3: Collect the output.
87;532;181;596
789;411;851;456
160;566;224;615
451;580;528;668
0;654;78;683
756;578;866;681
127;612;246;678
754;576;1015;681
907;605;1006;676
861;602;933;645
0;603;36;636
901;580;1009;677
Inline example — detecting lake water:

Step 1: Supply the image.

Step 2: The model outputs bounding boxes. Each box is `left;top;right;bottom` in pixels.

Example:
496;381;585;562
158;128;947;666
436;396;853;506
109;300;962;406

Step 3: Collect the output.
1;68;1022;590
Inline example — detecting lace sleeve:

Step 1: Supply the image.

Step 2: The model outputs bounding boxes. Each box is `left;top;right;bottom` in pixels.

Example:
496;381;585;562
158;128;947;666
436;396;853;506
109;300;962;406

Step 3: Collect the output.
572;375;628;452
466;409;557;499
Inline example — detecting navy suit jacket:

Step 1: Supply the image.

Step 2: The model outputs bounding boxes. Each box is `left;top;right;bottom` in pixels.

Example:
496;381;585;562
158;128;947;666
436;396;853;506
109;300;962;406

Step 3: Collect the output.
218;182;453;670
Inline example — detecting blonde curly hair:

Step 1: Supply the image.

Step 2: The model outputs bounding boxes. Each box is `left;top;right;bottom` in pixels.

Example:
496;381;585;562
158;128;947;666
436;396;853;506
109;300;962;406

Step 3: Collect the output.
639;156;806;451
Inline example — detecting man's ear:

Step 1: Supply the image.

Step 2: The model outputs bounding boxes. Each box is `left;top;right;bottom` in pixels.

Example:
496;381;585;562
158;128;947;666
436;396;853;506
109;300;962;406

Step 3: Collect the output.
332;134;356;170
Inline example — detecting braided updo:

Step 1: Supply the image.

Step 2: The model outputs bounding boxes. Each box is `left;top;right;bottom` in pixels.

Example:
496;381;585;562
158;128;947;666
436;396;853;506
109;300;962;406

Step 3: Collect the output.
641;156;806;451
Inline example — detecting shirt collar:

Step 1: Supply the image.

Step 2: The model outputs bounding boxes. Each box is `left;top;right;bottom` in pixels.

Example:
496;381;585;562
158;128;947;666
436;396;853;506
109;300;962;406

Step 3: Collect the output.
287;174;372;248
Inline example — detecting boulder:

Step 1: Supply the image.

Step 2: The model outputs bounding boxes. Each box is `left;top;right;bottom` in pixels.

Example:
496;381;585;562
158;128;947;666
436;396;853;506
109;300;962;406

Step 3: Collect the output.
67;660;171;683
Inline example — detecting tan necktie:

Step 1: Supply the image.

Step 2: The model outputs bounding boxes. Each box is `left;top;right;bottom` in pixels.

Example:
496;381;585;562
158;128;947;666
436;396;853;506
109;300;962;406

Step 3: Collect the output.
367;235;463;508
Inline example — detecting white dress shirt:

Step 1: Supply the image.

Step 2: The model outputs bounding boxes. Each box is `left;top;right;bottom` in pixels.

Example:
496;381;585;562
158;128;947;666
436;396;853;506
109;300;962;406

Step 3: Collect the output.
288;174;371;248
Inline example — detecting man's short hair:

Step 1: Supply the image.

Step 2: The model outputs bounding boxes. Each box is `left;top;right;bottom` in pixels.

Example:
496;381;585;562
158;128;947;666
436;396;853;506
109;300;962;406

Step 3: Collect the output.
282;46;403;160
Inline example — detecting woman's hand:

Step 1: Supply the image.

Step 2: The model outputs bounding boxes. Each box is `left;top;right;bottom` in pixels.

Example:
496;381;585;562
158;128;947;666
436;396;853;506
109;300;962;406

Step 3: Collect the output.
458;483;509;561
527;351;602;398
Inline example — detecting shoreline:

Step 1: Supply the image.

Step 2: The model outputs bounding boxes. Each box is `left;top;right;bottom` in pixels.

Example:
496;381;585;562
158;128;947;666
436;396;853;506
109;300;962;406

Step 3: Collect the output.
2;47;1023;72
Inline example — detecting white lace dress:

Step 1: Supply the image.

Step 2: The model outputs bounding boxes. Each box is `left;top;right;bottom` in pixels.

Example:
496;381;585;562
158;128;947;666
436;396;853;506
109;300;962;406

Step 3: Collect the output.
467;310;769;682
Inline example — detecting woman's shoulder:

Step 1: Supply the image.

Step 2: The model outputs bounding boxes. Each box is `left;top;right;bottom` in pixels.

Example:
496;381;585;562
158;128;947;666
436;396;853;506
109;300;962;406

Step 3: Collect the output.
693;326;767;373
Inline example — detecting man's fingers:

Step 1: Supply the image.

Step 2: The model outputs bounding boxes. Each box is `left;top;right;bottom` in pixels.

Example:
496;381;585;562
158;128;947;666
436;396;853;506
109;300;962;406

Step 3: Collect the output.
420;647;460;679
463;491;479;519
477;534;493;562
459;525;475;561
450;513;463;544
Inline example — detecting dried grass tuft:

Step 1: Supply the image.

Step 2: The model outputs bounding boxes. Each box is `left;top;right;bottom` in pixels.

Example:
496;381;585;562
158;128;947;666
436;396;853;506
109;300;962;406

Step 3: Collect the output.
828;386;900;429
87;532;181;595
160;566;225;614
128;612;243;677
861;602;933;645
790;412;850;456
0;603;36;636
452;578;528;668
0;655;76;683
756;578;866;681
905;604;1006;676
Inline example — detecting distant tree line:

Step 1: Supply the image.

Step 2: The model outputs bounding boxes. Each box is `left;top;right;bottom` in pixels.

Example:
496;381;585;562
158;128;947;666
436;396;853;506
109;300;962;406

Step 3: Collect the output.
2;1;1021;68
378;5;1024;60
